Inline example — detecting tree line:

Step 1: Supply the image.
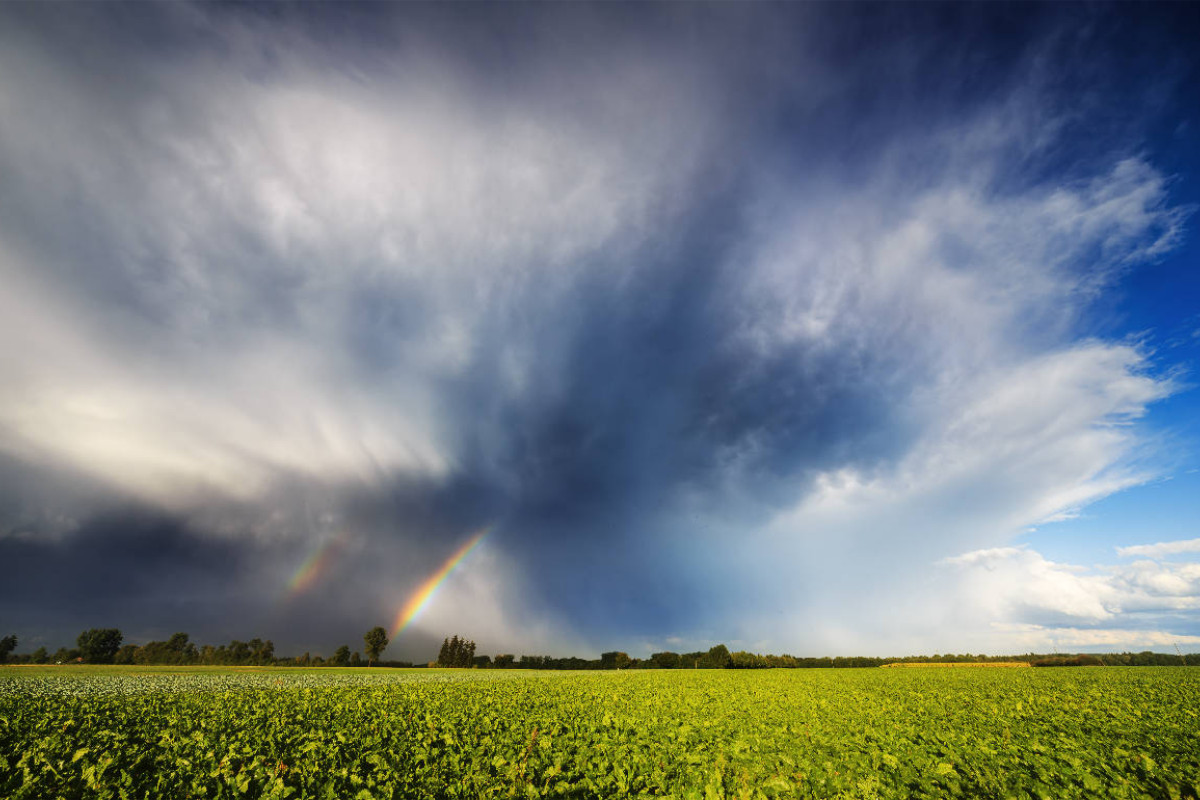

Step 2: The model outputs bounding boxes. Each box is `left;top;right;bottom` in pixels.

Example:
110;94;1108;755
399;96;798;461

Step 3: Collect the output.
3;628;1198;668
0;626;403;667
406;641;1200;670
416;643;1200;670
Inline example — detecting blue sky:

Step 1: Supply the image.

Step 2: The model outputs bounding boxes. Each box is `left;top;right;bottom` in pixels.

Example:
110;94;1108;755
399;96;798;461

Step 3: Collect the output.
0;3;1198;659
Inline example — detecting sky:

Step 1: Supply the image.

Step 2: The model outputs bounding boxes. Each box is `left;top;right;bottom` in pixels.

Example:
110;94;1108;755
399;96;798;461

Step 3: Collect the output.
1;3;1199;661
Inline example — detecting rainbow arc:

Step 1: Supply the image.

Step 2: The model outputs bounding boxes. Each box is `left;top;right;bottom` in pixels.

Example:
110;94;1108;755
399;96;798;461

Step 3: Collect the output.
392;528;490;638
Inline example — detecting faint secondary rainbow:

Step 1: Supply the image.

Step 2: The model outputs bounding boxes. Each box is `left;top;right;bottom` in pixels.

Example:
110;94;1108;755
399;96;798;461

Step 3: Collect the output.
286;530;350;600
392;527;490;638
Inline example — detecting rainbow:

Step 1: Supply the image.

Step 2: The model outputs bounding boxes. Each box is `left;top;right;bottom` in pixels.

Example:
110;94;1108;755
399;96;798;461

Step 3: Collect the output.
392;527;490;638
286;531;349;599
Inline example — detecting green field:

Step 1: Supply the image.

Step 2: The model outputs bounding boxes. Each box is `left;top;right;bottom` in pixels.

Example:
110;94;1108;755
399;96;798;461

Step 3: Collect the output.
2;665;1198;799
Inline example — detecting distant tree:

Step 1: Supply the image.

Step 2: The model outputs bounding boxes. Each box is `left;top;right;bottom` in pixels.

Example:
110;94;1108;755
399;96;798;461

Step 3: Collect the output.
730;651;767;669
229;640;251;664
472;654;492;668
438;635;476;667
169;633;198;663
114;644;139;665
650;651;680;669
363;626;389;666
132;633;201;665
0;634;16;663
494;654;515;668
697;644;731;669
333;645;351;667
350;651;362;667
31;646;48;664
77;629;123;664
601;651;632;670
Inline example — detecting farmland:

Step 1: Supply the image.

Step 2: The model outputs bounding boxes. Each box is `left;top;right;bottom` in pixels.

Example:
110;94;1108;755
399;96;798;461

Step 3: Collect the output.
2;666;1198;799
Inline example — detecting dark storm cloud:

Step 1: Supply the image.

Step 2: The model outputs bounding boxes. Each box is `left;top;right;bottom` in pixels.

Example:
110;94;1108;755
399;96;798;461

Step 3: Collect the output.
434;192;922;637
1;2;1196;657
0;509;257;640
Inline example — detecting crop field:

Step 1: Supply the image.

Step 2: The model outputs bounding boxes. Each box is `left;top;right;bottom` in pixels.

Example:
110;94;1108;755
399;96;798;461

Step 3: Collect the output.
2;666;1198;799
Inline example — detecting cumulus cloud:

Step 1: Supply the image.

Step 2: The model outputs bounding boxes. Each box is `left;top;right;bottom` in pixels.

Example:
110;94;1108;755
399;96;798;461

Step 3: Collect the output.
1117;538;1200;559
937;543;1200;652
986;624;1200;651
0;4;1193;656
940;547;1115;621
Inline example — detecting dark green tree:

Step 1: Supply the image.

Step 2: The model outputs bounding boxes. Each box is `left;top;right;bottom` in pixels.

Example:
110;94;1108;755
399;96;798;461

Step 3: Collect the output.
438;635;477;667
601;651;632;670
730;651;767;668
30;646;48;664
650;651;680;669
697;644;731;669
350;651;362;667
255;642;276;666
0;634;16;663
333;645;351;667
439;635;476;667
363;626;389;666
228;640;251;664
77;629;123;664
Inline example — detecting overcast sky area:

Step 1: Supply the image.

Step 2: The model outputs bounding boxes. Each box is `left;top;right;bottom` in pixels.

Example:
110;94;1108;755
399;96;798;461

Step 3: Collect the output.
2;3;1200;660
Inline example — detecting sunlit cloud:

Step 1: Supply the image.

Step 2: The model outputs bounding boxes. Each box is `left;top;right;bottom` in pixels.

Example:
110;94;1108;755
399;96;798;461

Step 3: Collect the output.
1117;538;1200;559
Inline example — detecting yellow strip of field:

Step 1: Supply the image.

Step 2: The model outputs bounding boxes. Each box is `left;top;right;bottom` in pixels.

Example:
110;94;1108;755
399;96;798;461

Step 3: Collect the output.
880;661;1031;668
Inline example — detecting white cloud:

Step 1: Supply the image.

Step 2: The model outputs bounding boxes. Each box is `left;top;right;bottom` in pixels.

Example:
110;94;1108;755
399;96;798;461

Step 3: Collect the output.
986;624;1200;651
936;544;1200;647
1117;538;1200;558
940;546;1115;620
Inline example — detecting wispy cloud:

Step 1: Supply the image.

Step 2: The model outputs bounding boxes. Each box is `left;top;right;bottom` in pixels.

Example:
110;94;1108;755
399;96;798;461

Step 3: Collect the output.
987;624;1200;650
1117;538;1200;559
